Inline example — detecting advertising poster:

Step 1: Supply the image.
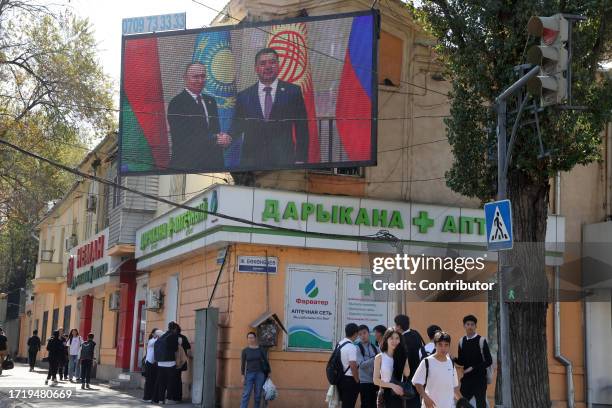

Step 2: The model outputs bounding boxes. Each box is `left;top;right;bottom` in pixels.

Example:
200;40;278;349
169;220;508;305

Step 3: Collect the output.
286;268;337;351
343;273;392;330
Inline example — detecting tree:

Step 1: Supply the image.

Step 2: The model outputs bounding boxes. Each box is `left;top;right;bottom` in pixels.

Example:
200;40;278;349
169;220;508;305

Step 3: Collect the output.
0;1;114;295
410;1;612;406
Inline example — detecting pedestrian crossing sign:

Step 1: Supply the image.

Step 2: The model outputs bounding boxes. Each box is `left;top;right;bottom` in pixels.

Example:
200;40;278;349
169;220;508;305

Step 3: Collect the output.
484;199;513;251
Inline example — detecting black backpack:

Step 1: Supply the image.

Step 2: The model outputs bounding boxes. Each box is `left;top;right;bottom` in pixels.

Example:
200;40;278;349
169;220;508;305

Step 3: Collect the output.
154;333;168;362
357;342;377;359
419;345;435;361
326;341;351;385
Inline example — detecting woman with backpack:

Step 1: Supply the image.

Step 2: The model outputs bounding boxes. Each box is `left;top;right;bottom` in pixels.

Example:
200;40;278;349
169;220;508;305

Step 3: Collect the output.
67;329;83;382
373;328;411;408
240;331;270;408
142;328;161;402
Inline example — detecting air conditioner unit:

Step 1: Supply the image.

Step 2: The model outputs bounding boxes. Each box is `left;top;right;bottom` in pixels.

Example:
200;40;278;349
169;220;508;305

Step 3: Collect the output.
86;195;97;212
109;291;120;311
146;288;163;311
65;234;78;251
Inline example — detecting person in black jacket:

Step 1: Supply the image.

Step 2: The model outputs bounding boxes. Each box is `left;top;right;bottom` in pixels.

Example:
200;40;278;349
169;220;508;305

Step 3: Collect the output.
170;324;191;402
455;315;492;408
152;321;179;404
45;330;64;385
27;329;41;371
167;62;231;171
394;314;425;408
231;48;309;170
0;327;8;375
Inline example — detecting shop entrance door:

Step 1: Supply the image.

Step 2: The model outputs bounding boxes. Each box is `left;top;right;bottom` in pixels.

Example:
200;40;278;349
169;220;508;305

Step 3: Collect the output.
91;298;104;361
133;300;146;372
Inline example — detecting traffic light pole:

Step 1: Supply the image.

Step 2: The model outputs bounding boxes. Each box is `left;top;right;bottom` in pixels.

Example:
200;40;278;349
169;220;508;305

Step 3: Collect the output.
495;65;540;408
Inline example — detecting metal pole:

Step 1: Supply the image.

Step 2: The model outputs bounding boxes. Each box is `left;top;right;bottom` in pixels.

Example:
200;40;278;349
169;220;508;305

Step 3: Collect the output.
496;99;512;408
494;64;539;408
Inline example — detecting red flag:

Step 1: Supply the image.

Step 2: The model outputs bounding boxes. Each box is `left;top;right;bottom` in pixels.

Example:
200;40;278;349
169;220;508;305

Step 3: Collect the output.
268;23;320;163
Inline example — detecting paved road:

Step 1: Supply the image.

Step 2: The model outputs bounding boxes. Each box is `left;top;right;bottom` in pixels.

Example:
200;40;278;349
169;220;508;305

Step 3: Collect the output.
0;363;198;408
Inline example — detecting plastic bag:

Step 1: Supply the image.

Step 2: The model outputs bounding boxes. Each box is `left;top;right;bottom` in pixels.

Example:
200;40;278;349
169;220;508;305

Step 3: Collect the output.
325;384;340;408
263;377;278;401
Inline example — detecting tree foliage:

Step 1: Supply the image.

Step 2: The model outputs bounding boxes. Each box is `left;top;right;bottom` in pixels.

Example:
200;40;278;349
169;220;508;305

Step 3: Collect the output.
0;1;114;293
409;1;611;406
410;0;611;201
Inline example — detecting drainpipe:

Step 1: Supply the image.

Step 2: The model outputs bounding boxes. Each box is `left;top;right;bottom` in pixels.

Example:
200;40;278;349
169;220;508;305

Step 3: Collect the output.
554;171;575;408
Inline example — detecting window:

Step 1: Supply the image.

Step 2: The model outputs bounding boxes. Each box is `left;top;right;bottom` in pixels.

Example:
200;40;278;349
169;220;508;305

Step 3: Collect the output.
59;228;65;257
63;305;72;332
114;312;120;348
51;308;59;332
41;311;48;342
379;31;403;86
112;174;121;208
169;174;187;201
311;167;364;177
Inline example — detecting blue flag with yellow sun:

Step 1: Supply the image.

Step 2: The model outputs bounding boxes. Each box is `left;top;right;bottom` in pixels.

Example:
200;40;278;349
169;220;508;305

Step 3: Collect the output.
192;31;240;167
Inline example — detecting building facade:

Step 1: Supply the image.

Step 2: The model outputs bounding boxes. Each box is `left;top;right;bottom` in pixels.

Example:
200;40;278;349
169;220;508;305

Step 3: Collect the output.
17;0;612;407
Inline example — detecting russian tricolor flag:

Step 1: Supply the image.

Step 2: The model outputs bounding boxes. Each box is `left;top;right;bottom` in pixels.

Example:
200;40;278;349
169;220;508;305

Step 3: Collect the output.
336;15;374;162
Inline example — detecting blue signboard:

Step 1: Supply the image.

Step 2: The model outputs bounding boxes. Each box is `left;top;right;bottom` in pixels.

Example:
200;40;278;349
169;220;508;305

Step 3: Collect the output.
484;199;513;251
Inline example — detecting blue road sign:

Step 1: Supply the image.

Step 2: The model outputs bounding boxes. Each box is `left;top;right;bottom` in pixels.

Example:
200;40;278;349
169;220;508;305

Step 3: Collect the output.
484;199;513;251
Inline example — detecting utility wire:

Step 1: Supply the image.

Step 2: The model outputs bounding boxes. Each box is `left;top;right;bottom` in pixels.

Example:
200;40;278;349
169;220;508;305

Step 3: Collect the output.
190;0;450;97
0;137;402;243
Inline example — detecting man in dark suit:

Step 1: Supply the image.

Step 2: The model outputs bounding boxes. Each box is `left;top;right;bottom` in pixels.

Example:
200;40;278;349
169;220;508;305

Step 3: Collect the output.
231;48;309;169
167;62;231;171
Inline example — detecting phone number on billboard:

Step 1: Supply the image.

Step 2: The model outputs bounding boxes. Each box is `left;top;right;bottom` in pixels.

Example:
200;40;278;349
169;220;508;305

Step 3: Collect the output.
122;13;186;35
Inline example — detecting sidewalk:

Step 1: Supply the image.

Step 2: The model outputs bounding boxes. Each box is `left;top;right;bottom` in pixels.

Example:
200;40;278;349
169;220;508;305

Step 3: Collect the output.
0;362;198;408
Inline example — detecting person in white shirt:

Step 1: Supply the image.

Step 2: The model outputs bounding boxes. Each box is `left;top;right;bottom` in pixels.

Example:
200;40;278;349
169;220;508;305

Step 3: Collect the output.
419;325;442;360
142;328;162;402
412;331;461;408
373;328;411;408
67;329;82;382
337;323;360;408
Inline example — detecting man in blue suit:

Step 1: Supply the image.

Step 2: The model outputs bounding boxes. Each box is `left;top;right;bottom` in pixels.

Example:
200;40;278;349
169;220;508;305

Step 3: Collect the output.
167;63;232;171
231;48;309;169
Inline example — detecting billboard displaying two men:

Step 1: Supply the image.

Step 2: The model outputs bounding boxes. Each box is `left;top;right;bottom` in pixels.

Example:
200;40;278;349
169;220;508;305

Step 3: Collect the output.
119;10;378;175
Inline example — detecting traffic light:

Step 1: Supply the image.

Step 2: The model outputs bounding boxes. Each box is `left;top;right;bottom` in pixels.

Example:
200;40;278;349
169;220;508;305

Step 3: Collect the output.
526;14;569;107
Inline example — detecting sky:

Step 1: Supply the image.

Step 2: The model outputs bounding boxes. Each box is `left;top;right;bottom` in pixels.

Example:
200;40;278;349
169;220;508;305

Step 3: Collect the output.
50;0;611;108
54;0;229;102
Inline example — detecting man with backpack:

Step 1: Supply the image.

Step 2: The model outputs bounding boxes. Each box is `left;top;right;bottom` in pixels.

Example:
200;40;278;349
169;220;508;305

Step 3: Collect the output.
79;333;96;389
153;321;179;405
455;315;492;408
327;323;360;408
419;325;442;360
356;325;379;408
412;331;461;408
394;314;425;408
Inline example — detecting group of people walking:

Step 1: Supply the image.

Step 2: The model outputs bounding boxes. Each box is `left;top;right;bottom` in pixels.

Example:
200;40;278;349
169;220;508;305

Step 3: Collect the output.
142;321;191;405
27;328;96;389
330;314;492;408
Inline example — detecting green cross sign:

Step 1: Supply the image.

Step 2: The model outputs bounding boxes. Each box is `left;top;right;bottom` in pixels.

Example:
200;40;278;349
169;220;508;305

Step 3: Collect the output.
359;279;374;296
413;211;434;233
